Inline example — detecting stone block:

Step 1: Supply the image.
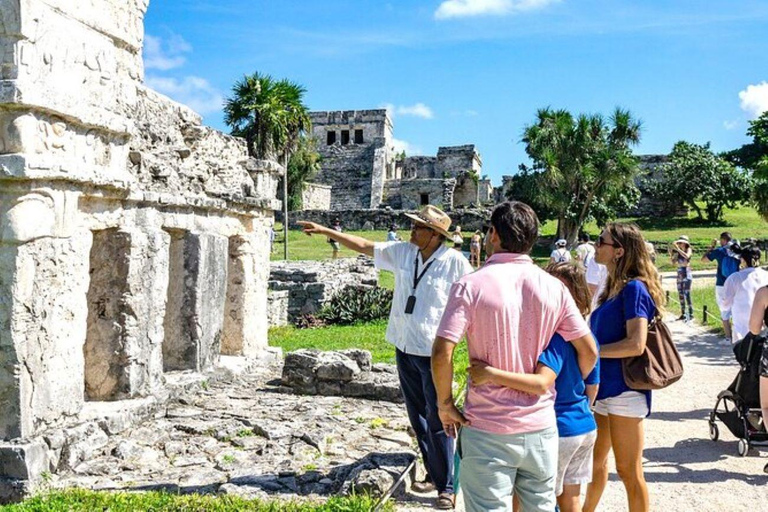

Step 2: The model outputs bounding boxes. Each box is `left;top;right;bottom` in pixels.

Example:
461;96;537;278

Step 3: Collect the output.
0;441;48;480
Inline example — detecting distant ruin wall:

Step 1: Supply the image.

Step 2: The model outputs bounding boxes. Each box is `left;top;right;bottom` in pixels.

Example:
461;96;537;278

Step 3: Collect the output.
301;183;332;211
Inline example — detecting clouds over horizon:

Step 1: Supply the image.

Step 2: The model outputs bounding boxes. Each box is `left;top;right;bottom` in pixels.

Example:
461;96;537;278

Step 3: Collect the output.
144;32;224;116
382;102;435;119
435;0;560;20
739;81;768;118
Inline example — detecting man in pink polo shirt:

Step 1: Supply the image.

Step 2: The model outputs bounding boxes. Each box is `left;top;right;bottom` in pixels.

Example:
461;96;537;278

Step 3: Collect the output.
432;201;598;512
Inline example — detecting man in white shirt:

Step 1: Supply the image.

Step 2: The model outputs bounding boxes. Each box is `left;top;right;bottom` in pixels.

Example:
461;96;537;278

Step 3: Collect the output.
575;233;595;267
550;239;572;264
298;205;473;509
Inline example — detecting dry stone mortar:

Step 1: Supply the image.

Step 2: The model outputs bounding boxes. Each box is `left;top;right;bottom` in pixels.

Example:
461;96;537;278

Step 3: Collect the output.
0;0;281;501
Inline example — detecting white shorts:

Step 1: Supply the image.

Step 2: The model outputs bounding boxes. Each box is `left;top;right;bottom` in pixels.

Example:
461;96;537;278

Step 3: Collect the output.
556;430;597;496
715;286;732;321
593;391;649;418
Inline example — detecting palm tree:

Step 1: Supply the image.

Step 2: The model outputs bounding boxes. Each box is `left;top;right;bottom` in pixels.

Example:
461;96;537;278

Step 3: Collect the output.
224;72;311;260
522;107;642;244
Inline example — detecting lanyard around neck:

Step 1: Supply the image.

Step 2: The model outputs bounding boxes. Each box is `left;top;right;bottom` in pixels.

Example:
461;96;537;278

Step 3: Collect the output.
413;256;435;293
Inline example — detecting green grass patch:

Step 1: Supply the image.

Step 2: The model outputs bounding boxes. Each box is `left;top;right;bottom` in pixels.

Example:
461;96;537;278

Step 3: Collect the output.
0;489;390;512
269;321;469;392
689;285;725;335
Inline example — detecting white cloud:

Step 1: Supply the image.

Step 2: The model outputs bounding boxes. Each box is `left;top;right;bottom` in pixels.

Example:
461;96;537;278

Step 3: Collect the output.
392;137;423;156
723;120;739;130
145;75;224;115
739;81;768;118
435;0;559;19
144;33;192;71
381;102;434;119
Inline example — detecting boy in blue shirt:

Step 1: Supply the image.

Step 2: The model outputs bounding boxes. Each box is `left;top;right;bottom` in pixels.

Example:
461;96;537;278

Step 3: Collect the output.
702;232;740;344
468;263;598;512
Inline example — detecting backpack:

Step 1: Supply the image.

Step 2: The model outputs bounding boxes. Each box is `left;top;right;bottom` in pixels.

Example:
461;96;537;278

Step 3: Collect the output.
622;316;684;390
554;249;569;263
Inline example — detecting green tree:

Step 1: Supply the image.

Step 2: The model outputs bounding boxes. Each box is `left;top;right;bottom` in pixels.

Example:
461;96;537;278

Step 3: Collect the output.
652;141;752;222
520;107;642;244
286;136;322;211
223;72;311;162
724;112;768;220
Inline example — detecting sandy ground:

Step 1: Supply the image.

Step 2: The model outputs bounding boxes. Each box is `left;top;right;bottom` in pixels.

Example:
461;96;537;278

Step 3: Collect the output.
398;318;768;511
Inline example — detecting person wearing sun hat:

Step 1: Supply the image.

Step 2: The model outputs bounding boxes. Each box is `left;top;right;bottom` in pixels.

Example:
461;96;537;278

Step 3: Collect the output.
298;205;472;509
670;235;693;321
550;238;572;264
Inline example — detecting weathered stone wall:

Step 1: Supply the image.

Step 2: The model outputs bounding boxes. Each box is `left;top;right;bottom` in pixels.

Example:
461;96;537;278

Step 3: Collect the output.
478;179;494;204
400;179;448;210
453;173;480;207
435;145;482;178
0;0;280;498
309;110;394;210
301;183;331;211
402;156;437;179
268;258;378;322
626;154;688;217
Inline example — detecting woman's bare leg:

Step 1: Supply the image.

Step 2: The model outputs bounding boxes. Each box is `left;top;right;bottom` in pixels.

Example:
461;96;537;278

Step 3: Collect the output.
609;414;649;512
583;413;611;512
557;484;583;512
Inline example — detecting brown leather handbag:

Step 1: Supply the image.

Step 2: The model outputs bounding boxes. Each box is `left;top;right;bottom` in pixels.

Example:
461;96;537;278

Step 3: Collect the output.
622;316;684;390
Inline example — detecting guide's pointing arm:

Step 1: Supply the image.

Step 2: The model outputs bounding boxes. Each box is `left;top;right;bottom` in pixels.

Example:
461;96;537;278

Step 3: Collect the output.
296;221;375;257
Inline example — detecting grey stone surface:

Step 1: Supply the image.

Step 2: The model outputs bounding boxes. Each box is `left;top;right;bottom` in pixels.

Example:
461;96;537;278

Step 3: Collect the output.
268;257;378;322
282;349;403;403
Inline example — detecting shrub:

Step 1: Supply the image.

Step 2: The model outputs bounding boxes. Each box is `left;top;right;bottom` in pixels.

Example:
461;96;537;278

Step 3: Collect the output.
319;286;393;325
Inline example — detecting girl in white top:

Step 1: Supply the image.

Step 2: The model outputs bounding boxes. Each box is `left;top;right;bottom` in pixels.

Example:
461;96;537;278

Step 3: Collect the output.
721;245;768;343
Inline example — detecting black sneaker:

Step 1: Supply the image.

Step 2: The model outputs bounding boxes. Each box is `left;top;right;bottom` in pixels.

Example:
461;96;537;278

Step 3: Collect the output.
677;314;686;321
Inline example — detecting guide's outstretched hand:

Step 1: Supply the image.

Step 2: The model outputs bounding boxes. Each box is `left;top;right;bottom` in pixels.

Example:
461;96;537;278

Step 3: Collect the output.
296;221;326;236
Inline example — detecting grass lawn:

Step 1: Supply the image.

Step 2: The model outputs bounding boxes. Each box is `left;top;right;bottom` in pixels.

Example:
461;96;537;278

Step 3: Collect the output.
0;489;390;512
272;205;766;273
269;321;470;392
689;285;725;335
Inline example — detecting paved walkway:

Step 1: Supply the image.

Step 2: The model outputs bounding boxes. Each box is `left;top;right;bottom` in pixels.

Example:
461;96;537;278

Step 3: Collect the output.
398;318;768;511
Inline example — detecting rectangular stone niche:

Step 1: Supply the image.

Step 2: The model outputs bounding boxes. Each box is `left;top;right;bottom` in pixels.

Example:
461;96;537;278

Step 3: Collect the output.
163;230;229;372
83;229;132;401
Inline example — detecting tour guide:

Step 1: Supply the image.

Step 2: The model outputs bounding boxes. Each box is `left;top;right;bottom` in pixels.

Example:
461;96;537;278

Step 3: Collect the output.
298;206;473;510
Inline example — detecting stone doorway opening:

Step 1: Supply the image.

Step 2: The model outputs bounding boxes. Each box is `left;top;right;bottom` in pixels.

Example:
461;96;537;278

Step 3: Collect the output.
222;236;249;356
83;229;131;401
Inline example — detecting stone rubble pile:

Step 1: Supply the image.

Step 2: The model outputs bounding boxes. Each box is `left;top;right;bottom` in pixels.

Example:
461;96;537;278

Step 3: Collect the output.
282;349;403;403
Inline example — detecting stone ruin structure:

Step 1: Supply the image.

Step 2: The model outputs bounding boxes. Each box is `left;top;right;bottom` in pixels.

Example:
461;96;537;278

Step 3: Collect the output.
306;109;493;212
0;0;281;501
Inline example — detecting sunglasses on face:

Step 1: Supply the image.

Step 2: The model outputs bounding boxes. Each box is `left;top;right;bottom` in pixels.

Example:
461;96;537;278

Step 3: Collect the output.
596;235;620;248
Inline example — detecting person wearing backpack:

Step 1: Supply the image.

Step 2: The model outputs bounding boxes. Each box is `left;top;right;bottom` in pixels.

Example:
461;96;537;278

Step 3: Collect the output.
551;239;572;264
583;223;666;512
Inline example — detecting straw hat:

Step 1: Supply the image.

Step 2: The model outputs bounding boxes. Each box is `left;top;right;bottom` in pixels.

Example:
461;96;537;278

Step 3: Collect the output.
404;205;453;238
675;235;690;245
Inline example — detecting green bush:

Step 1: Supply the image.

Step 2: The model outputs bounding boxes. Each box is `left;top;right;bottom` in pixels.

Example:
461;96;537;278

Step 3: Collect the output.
319;286;393;325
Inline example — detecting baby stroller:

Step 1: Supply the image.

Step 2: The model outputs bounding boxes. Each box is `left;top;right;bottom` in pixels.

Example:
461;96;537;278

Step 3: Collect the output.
708;333;768;456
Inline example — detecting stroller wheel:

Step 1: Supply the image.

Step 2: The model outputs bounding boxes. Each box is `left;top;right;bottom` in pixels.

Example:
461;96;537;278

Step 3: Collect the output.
709;422;719;441
737;438;749;457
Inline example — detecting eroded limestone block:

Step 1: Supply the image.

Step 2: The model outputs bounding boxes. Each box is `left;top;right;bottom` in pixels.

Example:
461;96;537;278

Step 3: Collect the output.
0;187;78;244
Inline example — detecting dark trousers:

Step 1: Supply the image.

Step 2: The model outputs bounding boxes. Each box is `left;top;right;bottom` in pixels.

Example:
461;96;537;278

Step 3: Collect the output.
396;348;455;494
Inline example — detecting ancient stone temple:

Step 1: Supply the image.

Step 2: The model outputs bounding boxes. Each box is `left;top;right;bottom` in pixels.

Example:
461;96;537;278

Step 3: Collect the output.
0;0;281;500
308;109;490;211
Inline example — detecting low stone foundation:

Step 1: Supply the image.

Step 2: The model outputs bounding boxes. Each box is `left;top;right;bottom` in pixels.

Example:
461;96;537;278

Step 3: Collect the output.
281;207;491;232
282;350;402;403
268;257;378;322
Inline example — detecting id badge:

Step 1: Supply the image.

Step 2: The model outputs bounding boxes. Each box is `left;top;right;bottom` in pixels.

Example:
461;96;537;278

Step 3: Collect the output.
404;295;416;314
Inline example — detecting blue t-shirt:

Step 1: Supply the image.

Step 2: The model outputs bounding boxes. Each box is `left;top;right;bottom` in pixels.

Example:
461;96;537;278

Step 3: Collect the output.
590;280;655;411
708;246;740;286
538;334;600;438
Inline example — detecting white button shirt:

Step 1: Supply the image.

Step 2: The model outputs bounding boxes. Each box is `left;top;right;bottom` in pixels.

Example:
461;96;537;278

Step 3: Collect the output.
374;242;474;356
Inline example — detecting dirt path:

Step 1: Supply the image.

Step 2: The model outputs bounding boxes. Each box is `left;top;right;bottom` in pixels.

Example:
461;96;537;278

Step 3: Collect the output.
398;318;768;511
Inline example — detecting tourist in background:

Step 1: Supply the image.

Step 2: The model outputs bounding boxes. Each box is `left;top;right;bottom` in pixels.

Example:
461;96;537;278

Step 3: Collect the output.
451;225;464;251
468;262;599;512
645;241;656;264
469;230;482;268
584;223;665;512
702;232;741;344
432;201;597;512
328;219;342;259
551;238;572;263
721;245;768;344
387;224;400;242
747;285;768;475
269;226;276;253
576;233;595;268
669;235;693;322
298;205;473;509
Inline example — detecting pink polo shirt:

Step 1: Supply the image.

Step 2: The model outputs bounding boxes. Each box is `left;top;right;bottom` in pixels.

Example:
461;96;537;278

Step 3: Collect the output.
436;252;591;435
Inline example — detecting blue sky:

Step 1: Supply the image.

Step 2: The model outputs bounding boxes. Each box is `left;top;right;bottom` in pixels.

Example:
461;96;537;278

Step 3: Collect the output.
144;0;768;184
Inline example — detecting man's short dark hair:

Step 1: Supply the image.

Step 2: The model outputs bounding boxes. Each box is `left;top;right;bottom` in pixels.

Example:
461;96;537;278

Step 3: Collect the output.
720;231;732;241
579;233;590;243
490;201;539;254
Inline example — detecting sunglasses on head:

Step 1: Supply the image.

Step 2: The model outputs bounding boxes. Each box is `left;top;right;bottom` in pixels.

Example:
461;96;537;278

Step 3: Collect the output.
596;235;621;248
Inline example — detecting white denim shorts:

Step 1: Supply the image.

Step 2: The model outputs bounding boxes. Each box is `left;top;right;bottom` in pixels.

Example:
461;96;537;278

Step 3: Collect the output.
715;286;732;321
556;430;597;496
593;391;649;418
